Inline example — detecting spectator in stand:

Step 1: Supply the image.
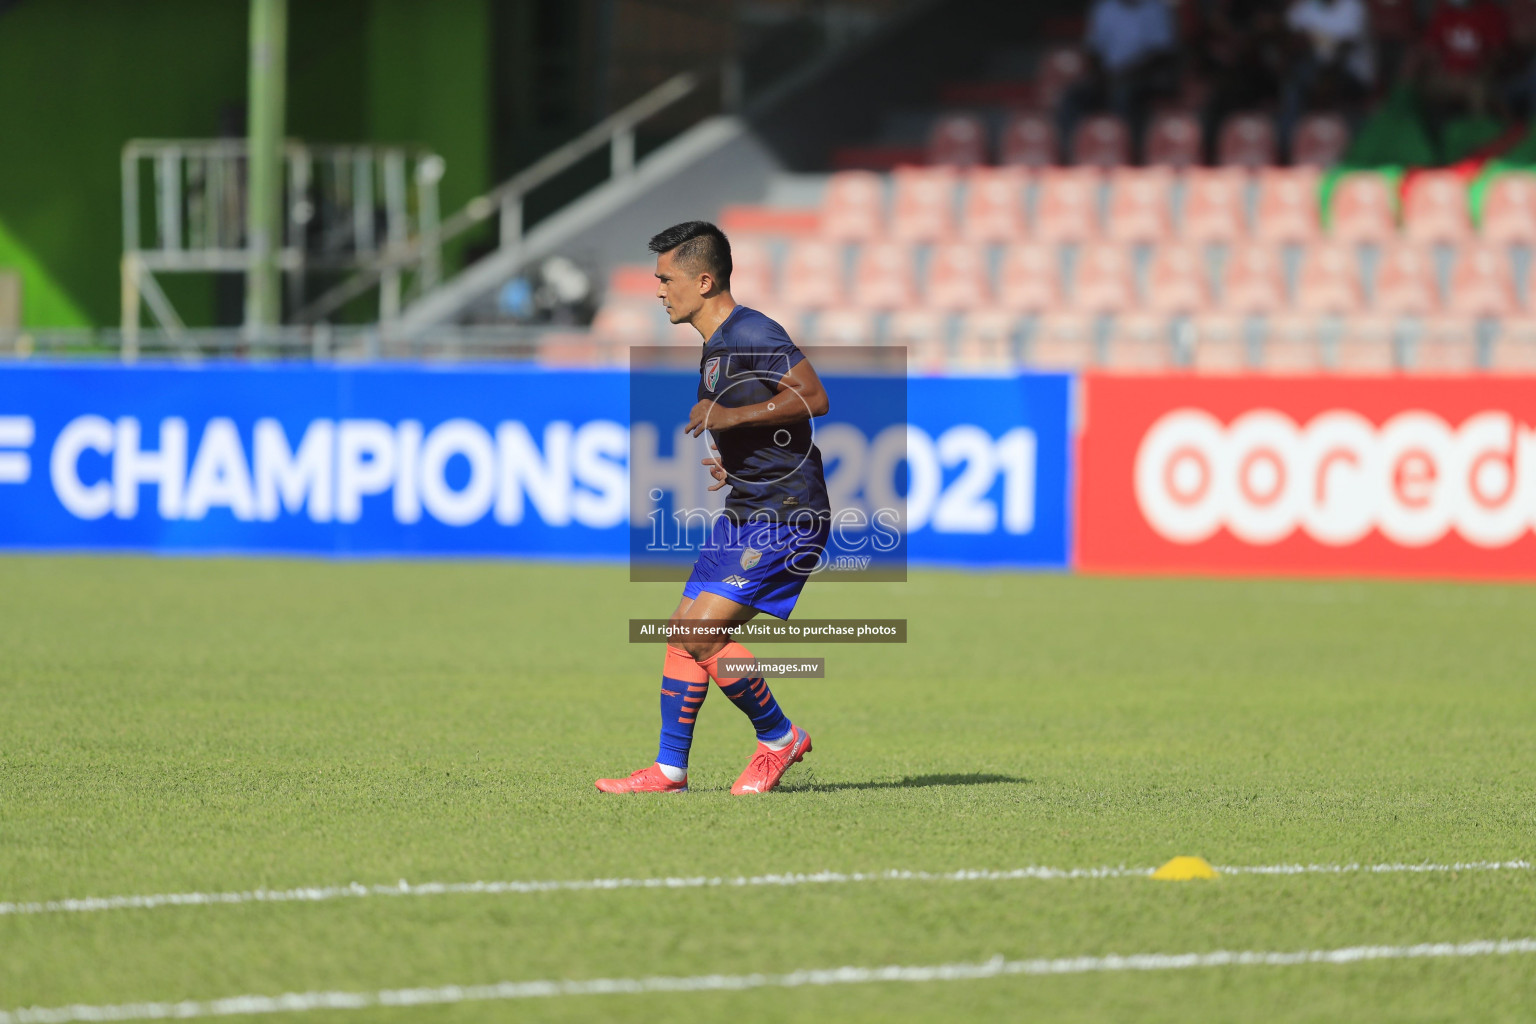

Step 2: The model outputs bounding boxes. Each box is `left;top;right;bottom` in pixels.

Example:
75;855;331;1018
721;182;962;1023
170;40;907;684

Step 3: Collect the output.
1056;0;1178;160
1409;0;1511;123
1282;0;1375;133
1201;0;1291;161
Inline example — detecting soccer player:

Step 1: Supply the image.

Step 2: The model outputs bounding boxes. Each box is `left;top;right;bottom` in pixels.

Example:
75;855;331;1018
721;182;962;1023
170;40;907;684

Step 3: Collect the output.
596;221;831;795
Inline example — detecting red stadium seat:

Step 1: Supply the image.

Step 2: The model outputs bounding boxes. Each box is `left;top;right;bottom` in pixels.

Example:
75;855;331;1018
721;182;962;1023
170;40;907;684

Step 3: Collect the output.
1329;172;1397;244
1033;47;1088;111
1182;168;1249;242
1035;167;1103;242
1105;168;1175;243
1028;311;1097;368
1145;111;1203;169
1145;242;1213;313
1291;114;1350;168
890;167;958;242
1104;313;1176;371
1480;173;1536;244
1334;314;1399;372
960;166;1030;241
1000;111;1058;167
1295;242;1366;314
727;236;775;306
591;302;659;344
1222;243;1287;312
1410;315;1479;373
888;309;949;349
1263;314;1326;373
851;241;918;309
1402;170;1472;244
821;171;885;241
955;309;1021;369
781;240;846;308
1072;115;1132;168
1071;243;1136;312
928;113;989;168
1218;114;1278;168
1190;313;1249;372
998;242;1065;311
607;265;658;300
1490;316;1536;370
1374;243;1440;315
1255;167;1322;243
1449;243;1518;316
812;308;878;345
926;243;993;309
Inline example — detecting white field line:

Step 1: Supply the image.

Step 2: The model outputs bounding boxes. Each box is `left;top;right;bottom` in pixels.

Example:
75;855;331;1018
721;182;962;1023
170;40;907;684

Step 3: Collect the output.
4;938;1536;1023
0;860;1530;919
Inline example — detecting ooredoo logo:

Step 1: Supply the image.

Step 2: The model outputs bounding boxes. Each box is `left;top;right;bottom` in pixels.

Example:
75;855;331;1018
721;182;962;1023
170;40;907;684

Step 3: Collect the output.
1135;408;1536;548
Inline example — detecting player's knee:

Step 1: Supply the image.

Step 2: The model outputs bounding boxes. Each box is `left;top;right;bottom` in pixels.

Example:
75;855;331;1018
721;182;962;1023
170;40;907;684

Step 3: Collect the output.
669;624;726;663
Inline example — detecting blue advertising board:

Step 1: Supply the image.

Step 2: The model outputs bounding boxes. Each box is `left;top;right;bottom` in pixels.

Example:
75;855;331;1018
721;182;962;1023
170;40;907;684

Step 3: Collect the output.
0;363;1071;567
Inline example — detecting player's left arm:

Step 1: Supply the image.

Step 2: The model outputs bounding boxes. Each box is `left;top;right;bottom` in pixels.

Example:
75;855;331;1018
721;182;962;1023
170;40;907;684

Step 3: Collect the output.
687;358;829;436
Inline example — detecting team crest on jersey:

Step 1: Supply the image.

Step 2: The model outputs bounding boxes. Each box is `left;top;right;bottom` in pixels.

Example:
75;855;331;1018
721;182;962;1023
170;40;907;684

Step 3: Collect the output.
704;356;721;392
740;547;762;571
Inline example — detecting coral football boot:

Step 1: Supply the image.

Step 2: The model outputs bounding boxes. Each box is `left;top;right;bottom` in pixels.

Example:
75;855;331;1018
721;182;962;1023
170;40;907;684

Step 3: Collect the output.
595;764;687;794
731;725;812;795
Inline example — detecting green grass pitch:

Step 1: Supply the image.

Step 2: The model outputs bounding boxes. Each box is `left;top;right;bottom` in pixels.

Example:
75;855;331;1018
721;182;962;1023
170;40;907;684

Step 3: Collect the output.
2;555;1534;1022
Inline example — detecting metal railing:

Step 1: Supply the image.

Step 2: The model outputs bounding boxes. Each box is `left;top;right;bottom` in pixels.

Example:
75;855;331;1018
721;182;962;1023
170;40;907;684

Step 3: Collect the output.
121;139;444;354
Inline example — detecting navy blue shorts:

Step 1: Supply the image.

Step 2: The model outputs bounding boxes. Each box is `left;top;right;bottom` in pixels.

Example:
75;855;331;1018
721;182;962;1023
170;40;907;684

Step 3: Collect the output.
683;514;830;619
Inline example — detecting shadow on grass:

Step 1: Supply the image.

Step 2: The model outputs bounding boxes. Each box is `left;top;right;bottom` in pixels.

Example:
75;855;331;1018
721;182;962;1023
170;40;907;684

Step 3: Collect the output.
781;772;1030;793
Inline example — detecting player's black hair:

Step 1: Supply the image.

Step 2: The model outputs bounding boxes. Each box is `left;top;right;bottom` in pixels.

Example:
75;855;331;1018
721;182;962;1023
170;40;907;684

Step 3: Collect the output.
648;220;732;291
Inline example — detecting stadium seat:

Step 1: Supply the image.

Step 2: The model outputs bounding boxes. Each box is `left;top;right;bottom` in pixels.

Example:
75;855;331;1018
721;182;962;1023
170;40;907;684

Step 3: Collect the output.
1071;243;1136;312
1329;172;1397;244
1217;113;1278;168
1333;314;1399;372
1144;111;1203;169
997;242;1064;310
1478;173;1536;244
1290;114;1350;167
821;171;885;241
887;308;949;350
928;112;989;167
1190;313;1249;372
1105;168;1175;243
717;205;819;239
591;302;659;344
1262;313;1326;372
960;166;1030;241
1027;311;1097;368
1181;168;1249;242
954;309;1021;369
1374;243;1440;314
1409;315;1479;372
811;308;878;345
1402;171;1472;244
1489;316;1536;370
1034;167;1102;242
1254;167;1322;243
890;167;958;242
727;236;775;306
1145;242;1212;313
781;240;846;308
850;241;918;309
1071;115;1132;168
926;243;993;309
1104;313;1176;370
1294;242;1366;313
1448;243;1518;316
1032;46;1088;111
1221;243;1287;312
1367;0;1419;39
1000;111;1058;167
606;265;657;300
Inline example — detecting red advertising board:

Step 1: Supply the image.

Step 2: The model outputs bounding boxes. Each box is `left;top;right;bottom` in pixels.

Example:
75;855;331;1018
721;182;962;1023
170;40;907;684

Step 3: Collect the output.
1077;374;1536;578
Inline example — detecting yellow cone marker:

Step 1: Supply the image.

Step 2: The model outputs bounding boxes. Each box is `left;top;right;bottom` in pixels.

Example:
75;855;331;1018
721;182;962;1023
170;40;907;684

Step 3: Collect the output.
1151;855;1219;881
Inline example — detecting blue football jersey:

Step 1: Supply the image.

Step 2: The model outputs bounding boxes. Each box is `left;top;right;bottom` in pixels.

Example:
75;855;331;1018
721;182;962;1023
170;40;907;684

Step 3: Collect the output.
698;306;830;519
